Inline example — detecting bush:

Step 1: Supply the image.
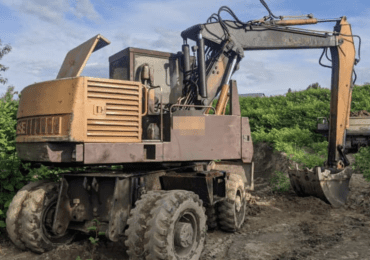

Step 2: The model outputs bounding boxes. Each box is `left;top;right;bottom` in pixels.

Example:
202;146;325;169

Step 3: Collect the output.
351;85;370;112
353;146;370;181
240;88;331;133
241;85;370;171
0;89;22;231
0;90;65;233
253;126;327;168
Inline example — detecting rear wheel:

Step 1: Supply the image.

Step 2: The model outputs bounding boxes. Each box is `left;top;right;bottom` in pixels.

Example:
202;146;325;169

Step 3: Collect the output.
205;206;217;230
6;181;75;253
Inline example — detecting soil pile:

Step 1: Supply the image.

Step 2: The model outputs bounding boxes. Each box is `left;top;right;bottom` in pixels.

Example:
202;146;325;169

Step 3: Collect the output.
350;110;370;117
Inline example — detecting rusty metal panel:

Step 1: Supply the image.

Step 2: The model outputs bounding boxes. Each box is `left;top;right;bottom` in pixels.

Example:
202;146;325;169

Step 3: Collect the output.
108;178;131;242
164;115;241;161
16;142;78;162
212;161;254;191
172;116;205;136
75;144;84;162
57;34;110;79
85;77;142;143
84;142;164;164
52;179;72;235
241;117;253;163
16;114;71;143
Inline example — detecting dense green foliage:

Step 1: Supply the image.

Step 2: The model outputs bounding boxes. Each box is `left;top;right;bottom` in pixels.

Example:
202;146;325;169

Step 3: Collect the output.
240;85;370;169
241;88;331;133
240;88;331;168
350;85;370;112
0;90;20;229
353;146;370;181
0;39;12;85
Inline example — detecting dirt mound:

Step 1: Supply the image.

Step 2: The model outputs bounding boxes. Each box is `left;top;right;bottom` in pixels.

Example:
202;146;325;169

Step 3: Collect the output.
345;174;370;216
253;142;293;179
350;110;370;117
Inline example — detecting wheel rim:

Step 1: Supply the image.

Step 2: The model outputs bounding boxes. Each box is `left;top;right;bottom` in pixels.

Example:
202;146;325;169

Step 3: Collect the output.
173;211;198;257
42;201;74;243
235;190;246;225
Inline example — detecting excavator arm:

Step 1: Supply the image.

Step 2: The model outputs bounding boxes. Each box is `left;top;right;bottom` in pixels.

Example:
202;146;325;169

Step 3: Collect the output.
180;16;356;207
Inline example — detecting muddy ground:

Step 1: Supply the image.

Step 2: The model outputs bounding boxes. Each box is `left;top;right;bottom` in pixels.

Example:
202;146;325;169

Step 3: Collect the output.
1;144;370;260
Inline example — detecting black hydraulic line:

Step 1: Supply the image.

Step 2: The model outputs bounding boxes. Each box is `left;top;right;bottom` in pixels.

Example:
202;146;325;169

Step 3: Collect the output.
325;48;332;62
197;33;207;98
319;48;332;69
182;44;191;82
339;34;361;65
260;0;279;19
353;69;357;85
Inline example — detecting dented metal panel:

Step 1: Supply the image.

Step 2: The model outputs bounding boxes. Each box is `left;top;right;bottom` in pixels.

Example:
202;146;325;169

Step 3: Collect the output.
57;34;110;79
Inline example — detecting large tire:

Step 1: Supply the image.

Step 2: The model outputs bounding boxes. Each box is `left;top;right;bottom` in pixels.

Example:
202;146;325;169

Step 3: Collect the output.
205;206;217;230
125;190;207;260
124;190;167;260
218;173;246;232
6;181;75;253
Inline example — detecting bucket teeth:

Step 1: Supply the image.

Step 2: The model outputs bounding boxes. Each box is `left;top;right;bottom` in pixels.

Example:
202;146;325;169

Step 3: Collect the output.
288;166;352;208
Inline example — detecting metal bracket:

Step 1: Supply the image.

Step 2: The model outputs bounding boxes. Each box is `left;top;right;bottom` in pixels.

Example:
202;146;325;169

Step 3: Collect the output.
107;178;131;242
52;178;72;235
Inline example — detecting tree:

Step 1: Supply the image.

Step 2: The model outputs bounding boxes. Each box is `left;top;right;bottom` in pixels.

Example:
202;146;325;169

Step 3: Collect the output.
0;39;12;85
0;39;17;101
306;82;321;90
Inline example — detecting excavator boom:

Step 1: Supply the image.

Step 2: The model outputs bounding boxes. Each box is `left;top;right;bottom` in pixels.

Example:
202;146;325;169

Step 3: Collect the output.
181;16;356;207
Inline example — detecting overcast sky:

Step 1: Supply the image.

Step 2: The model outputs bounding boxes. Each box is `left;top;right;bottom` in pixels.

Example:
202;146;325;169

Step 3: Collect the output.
0;0;368;96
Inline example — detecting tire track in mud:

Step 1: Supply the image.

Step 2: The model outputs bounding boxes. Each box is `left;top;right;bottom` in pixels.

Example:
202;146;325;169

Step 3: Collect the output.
200;174;370;260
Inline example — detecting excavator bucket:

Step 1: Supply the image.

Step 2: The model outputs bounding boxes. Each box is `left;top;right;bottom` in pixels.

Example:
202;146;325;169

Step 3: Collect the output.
288;166;352;208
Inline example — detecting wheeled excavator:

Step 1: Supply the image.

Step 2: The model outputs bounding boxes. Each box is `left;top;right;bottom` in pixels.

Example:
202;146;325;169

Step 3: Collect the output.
6;1;358;259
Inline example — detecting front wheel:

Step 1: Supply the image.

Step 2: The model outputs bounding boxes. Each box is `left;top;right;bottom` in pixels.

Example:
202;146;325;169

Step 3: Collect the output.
125;190;207;260
6;181;75;253
218;173;247;232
